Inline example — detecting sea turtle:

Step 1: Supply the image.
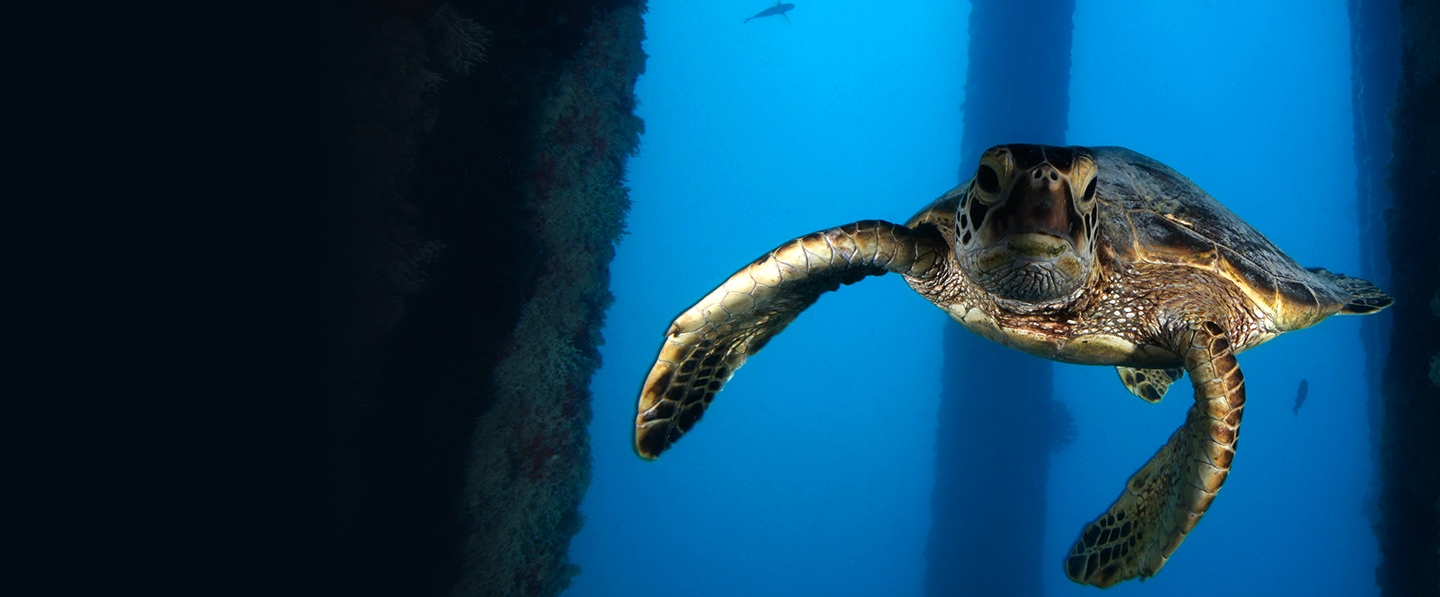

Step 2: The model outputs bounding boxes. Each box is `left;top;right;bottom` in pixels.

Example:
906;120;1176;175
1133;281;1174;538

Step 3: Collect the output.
632;144;1393;587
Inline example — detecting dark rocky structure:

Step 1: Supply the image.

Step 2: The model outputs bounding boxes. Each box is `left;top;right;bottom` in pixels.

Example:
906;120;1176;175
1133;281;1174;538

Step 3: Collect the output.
924;1;1076;596
1365;0;1440;594
324;2;645;596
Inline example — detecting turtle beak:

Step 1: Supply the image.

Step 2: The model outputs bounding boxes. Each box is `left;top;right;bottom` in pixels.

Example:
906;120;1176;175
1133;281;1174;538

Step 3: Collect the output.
1000;163;1077;260
1019;163;1072;236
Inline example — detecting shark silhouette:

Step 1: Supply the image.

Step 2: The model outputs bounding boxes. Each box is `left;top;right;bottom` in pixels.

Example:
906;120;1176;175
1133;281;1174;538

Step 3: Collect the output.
744;2;795;23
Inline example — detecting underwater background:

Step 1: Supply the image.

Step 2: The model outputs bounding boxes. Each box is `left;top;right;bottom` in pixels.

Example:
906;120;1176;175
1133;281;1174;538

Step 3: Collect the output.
322;1;1437;596
573;1;1376;596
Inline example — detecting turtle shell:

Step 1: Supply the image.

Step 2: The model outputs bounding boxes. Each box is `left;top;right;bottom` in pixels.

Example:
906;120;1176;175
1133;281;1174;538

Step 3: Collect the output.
1087;146;1351;331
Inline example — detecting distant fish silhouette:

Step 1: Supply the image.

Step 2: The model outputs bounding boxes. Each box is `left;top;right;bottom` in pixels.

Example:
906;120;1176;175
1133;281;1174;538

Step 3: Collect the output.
744;2;795;23
1292;378;1308;415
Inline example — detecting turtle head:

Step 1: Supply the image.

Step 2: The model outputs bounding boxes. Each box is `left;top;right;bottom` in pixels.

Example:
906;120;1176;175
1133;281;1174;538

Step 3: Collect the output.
954;144;1100;304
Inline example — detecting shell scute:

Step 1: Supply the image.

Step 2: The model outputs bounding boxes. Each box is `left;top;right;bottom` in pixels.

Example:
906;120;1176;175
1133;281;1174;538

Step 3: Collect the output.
1089;147;1345;328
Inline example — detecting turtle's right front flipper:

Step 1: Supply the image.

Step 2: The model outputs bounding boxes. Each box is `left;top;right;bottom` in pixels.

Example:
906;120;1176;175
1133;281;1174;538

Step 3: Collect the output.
634;220;947;459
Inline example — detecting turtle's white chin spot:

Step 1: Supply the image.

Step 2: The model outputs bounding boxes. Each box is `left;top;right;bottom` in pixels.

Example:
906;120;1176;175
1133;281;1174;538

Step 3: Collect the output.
963;238;1089;303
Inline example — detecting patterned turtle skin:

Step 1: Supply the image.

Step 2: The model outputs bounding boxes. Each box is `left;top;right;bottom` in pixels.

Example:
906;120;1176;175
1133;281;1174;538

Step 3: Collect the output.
632;144;1393;587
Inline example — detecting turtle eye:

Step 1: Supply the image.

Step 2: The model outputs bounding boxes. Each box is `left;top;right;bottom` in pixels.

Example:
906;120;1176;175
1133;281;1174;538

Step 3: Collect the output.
976;164;1001;195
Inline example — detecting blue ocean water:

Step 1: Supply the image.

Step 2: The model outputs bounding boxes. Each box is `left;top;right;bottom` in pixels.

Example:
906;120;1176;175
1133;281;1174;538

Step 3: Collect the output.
569;1;1375;596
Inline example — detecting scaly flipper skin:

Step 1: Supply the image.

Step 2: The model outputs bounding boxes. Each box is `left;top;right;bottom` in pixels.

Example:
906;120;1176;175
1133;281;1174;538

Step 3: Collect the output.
1065;321;1245;587
1116;366;1184;403
633;220;947;459
1310;268;1393;314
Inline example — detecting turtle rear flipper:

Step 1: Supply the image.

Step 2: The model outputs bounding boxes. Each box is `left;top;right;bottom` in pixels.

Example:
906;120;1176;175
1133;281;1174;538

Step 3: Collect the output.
1066;321;1245;587
1306;267;1394;314
1115;366;1184;403
633;220;947;459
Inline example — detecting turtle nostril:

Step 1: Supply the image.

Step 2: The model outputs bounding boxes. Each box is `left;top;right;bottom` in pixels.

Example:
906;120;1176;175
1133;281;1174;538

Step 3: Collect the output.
1030;166;1061;188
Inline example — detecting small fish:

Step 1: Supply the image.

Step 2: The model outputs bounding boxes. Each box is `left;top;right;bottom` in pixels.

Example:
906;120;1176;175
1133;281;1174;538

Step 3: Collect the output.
1292;378;1308;415
744;2;795;24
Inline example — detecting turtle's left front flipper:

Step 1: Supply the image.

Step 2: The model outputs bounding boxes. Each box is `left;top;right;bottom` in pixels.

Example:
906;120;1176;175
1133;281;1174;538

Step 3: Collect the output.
634;220;947;459
1065;321;1245;587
